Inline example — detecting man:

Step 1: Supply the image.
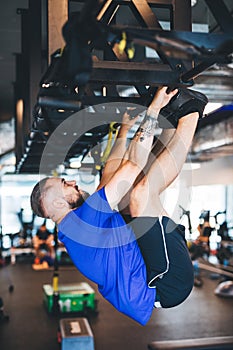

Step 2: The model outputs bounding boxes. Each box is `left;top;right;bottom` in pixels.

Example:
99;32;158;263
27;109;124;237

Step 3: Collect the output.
33;221;54;259
30;86;208;325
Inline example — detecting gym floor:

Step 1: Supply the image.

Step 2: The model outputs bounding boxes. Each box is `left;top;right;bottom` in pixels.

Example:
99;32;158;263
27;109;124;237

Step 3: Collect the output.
0;255;233;350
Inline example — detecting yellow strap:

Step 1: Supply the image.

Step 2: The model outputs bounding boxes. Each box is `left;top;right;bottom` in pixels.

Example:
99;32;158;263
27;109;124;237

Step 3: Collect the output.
118;32;127;54
127;44;135;60
52;170;58;177
53;276;59;292
118;32;135;59
101;122;118;164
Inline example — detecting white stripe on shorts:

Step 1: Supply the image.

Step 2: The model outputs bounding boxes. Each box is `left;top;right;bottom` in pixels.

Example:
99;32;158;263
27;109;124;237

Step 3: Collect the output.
148;216;170;288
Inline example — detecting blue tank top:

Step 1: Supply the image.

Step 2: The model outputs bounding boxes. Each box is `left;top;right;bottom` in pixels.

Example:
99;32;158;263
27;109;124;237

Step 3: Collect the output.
58;187;156;325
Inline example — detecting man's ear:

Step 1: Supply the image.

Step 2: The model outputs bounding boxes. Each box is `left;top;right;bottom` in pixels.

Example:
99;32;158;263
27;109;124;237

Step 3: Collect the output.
52;197;68;209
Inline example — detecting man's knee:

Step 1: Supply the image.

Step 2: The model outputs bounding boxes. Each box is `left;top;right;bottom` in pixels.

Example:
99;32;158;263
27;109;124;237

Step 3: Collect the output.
129;180;153;216
131;180;162;215
132;178;161;201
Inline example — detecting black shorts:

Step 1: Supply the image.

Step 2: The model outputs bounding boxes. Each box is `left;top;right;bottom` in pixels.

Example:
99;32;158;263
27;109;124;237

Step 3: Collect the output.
123;215;194;308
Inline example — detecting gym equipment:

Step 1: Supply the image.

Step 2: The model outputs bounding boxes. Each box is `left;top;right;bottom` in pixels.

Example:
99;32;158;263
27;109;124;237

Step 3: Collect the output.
42;229;96;315
215;280;233;298
198;260;233;279
179;205;192;240
148;336;233;350
179;206;204;287
198;260;233;298
0;229;14;293
43;282;97;314
0;297;9;323
59;317;94;350
16;0;233;174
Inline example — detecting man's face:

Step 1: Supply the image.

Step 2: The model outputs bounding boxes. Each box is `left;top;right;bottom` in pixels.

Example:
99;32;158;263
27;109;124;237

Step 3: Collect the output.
45;177;90;209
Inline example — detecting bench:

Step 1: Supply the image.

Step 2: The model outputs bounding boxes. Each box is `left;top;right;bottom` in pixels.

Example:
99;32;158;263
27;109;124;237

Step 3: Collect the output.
148;336;233;350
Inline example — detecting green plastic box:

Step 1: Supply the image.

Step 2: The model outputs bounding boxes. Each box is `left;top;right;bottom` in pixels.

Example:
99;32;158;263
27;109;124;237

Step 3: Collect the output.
43;282;96;313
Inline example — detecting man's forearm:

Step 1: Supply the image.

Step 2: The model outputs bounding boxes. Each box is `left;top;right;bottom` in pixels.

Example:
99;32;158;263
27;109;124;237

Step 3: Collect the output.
127;110;159;170
103;87;180;208
97;116;136;190
126;87;178;170
106;123;130;163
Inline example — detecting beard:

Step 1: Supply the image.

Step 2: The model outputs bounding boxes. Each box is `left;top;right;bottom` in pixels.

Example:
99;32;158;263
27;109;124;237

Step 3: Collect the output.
68;190;90;209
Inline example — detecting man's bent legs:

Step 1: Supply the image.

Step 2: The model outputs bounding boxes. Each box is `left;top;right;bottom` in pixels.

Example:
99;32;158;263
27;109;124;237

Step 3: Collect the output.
128;112;199;217
124;113;198;308
118;128;175;215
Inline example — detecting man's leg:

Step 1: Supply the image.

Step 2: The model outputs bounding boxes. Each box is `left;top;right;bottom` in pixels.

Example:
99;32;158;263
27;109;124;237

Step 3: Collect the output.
32;235;41;259
135;128;176;182
125;88;207;308
126;113;199;308
118;128;175;214
129;112;199;217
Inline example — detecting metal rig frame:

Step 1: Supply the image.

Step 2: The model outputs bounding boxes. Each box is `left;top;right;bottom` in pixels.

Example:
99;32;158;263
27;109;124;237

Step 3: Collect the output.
14;0;233;173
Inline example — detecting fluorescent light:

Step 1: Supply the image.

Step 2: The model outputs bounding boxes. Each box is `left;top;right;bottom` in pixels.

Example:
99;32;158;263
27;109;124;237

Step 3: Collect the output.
69;156;82;169
70;160;81;169
183;163;201;170
102;86;107;96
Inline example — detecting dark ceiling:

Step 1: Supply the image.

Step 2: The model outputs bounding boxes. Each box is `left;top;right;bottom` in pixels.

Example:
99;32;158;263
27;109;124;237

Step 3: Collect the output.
0;0;233;174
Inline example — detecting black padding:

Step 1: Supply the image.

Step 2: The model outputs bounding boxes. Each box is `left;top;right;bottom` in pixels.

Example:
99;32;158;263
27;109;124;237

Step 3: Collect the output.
38;96;81;110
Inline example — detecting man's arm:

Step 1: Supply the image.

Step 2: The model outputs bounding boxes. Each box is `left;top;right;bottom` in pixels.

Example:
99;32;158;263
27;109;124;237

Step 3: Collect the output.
97;110;139;190
104;87;178;209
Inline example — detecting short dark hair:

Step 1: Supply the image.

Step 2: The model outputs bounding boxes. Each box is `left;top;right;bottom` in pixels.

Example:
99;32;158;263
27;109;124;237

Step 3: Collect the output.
30;177;50;218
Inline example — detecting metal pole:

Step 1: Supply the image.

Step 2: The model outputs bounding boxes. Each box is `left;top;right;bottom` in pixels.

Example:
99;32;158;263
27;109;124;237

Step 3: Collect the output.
180;56;223;84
